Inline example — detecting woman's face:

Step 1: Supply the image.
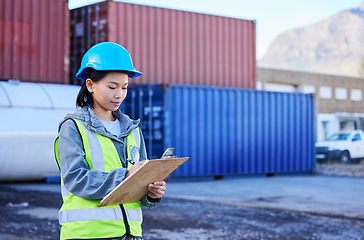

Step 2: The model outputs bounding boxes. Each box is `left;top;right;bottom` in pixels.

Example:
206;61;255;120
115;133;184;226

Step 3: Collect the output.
86;72;129;120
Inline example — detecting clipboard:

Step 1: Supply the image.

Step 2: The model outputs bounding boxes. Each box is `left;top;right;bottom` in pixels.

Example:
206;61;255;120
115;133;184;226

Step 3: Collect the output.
98;157;189;207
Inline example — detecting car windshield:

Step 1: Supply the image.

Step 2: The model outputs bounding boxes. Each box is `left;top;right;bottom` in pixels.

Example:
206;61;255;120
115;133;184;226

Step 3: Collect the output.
327;133;350;141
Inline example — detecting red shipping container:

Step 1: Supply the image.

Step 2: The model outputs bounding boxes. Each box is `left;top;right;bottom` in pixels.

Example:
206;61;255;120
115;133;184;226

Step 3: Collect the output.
0;0;70;84
70;1;256;88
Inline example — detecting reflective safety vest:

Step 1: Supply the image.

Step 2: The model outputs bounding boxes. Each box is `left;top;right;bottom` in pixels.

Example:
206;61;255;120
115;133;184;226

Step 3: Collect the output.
54;118;142;240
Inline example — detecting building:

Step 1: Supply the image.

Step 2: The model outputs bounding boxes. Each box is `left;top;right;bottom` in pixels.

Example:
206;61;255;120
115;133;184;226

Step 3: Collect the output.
258;67;364;141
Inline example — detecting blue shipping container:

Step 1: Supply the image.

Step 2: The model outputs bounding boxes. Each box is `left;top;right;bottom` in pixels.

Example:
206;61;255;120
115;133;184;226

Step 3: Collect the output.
123;85;315;177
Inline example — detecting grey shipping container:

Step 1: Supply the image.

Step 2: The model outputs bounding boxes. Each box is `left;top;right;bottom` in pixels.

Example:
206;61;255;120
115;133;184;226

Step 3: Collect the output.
70;1;256;88
0;0;70;84
123;85;316;178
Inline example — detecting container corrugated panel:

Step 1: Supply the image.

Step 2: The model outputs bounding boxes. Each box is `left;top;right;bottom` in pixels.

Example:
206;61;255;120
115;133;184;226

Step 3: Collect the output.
0;0;70;84
70;1;256;88
124;85;315;177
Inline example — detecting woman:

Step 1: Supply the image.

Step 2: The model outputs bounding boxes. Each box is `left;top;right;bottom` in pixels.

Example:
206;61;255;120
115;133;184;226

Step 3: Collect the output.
55;42;166;240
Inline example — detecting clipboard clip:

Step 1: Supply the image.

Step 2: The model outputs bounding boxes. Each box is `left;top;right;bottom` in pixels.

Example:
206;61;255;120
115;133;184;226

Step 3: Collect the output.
161;148;175;159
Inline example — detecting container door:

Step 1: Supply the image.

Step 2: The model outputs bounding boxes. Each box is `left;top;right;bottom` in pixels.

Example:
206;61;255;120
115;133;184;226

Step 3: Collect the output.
124;85;165;159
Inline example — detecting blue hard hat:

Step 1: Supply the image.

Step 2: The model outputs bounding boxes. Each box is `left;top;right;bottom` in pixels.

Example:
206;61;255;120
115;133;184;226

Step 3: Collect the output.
76;42;142;80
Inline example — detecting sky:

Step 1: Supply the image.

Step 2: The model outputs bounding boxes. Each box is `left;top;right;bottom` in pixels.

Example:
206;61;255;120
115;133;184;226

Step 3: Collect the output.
69;0;364;60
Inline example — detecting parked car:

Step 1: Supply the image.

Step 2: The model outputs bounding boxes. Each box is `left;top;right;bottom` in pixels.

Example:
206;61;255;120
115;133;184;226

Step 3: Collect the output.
315;130;364;164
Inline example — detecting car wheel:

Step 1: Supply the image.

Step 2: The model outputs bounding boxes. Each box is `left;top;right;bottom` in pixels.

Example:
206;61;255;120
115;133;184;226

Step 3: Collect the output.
340;151;350;164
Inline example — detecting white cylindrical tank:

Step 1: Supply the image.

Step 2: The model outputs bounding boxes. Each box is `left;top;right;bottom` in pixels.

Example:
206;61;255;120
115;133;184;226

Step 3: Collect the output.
0;81;80;181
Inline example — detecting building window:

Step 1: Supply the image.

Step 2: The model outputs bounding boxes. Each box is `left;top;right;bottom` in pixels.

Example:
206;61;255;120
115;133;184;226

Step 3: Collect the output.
302;85;315;94
319;86;332;99
264;83;298;92
335;88;347;100
351;89;362;101
340;120;356;131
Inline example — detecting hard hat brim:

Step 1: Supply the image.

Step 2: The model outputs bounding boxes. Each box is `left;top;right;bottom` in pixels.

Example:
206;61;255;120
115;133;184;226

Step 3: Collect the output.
76;68;143;81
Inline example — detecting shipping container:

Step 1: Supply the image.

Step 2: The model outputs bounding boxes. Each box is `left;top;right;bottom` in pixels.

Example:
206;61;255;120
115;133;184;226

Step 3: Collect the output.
70;1;256;88
123;85;315;177
0;0;70;84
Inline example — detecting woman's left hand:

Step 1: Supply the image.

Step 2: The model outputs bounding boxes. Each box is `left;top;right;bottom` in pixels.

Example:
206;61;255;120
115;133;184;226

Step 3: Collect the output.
147;181;166;199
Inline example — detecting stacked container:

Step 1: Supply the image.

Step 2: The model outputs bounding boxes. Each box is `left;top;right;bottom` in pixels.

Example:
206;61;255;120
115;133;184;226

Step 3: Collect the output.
70;1;256;87
0;0;316;179
72;1;315;177
0;0;70;84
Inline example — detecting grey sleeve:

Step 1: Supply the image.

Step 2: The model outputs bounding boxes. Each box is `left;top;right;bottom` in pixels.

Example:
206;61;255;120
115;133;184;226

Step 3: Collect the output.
58;119;128;199
140;195;161;208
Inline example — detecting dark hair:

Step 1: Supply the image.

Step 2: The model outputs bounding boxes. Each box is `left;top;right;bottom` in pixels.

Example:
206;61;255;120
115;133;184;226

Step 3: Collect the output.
76;68;130;108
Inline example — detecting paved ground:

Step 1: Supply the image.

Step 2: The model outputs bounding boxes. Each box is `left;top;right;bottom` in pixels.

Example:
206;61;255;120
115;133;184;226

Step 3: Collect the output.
7;174;364;219
316;163;364;178
1;166;364;239
165;174;364;219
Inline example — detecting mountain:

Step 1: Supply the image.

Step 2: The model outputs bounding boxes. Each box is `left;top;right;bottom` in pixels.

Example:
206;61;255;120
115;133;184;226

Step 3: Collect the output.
259;2;364;77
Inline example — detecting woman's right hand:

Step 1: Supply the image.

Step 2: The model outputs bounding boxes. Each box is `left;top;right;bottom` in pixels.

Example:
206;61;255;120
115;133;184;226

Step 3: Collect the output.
125;160;145;178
